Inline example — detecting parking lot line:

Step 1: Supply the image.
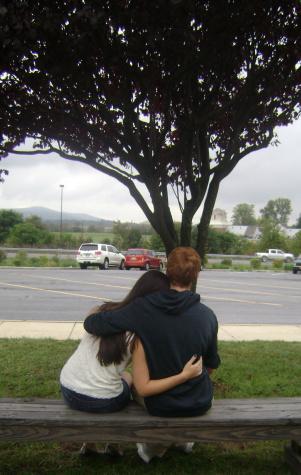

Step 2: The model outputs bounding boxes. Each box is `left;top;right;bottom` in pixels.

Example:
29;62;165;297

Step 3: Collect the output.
206;278;301;292
22;273;132;290
198;284;300;299
0;280;282;307
0;281;110;301
202;295;281;306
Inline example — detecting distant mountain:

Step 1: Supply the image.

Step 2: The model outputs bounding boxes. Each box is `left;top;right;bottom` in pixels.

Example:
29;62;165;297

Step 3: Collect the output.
12;206;114;225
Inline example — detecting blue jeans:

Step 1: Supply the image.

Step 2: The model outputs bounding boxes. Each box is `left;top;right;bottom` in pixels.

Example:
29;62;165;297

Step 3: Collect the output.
61;379;131;413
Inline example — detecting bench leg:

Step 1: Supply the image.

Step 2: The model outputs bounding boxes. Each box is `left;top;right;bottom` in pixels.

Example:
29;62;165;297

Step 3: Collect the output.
284;440;301;475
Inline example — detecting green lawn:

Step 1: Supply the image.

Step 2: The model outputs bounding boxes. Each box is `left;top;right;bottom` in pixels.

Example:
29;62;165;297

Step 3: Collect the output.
52;231;116;242
52;231;151;244
1;340;300;474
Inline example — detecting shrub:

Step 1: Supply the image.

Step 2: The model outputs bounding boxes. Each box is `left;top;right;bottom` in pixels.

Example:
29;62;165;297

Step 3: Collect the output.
211;263;223;269
283;263;293;271
232;264;248;271
29;257;40;266
211;262;229;269
221;258;232;267
13;251;28;266
250;258;261;269
27;255;50;267
50;255;60;266
60;258;77;267
272;259;284;269
0;250;7;263
37;256;49;266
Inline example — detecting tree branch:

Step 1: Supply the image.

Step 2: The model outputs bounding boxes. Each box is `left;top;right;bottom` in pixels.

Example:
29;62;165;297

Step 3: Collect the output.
4;148;55;156
171;182;184;213
52;147;157;229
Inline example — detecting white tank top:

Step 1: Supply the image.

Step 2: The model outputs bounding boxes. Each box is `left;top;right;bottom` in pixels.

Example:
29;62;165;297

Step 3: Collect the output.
60;331;131;399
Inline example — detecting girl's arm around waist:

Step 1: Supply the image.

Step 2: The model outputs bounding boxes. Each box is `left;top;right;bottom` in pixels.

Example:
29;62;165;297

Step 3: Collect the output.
132;340;202;398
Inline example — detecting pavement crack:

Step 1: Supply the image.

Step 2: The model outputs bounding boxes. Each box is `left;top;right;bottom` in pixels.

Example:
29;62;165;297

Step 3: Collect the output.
67;322;76;340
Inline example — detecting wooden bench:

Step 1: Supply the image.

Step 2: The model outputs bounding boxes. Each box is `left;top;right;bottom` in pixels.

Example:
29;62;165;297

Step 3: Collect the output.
1;397;301;473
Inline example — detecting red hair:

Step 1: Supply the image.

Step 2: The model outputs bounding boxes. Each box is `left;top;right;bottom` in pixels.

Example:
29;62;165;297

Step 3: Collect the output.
166;247;201;287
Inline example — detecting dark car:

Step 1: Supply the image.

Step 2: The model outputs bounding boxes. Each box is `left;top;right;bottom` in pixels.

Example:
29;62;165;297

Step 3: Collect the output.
125;248;163;271
292;257;301;274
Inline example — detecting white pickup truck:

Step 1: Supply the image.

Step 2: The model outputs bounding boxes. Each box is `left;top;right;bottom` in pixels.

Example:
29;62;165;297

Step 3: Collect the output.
256;249;294;263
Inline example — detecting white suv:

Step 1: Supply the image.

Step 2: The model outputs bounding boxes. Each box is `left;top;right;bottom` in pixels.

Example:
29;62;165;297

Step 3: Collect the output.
76;243;125;270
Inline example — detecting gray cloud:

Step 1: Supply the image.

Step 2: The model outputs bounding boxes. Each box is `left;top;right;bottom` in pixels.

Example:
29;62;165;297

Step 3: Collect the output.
0;154;146;221
215;120;301;224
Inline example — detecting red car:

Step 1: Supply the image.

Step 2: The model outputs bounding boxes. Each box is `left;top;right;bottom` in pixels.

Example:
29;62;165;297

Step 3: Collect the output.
125;249;163;271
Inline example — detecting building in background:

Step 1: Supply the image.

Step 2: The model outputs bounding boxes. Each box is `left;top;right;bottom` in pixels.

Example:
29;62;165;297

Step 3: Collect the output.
210;208;228;227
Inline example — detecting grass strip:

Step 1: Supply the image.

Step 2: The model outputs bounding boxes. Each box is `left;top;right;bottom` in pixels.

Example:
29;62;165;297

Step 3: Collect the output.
0;339;300;474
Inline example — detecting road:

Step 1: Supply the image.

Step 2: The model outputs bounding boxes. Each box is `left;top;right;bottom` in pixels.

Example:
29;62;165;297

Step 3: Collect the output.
0;268;300;324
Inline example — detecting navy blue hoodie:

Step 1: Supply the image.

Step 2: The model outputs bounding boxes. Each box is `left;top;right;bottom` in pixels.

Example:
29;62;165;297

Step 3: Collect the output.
84;289;220;417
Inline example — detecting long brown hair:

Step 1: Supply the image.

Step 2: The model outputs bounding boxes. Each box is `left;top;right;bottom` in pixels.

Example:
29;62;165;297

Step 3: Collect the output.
96;270;169;366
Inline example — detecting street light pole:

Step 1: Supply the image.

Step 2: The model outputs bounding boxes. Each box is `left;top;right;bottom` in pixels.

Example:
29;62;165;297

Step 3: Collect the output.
59;184;64;246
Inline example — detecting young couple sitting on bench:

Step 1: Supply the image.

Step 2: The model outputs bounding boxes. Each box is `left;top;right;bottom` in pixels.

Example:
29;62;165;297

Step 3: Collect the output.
60;247;220;463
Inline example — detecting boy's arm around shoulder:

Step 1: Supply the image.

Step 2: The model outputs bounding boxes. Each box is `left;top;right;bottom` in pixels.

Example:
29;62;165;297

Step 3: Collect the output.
84;299;141;336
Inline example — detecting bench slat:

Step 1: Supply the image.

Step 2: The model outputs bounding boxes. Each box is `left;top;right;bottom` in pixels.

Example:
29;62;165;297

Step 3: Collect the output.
1;398;301;443
2;424;301;444
1;398;301;421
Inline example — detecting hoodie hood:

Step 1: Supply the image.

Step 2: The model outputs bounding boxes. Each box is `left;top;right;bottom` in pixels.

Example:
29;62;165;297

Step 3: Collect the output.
144;289;200;315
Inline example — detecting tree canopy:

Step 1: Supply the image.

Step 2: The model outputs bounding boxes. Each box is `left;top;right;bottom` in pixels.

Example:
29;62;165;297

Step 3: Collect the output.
1;0;300;255
260;198;292;226
112;221;142;249
0;209;23;243
295;214;301;229
258;218;288;251
231;203;257;226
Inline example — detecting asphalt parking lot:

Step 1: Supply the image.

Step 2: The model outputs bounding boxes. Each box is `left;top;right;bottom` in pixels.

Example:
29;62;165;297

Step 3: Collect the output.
0;267;300;324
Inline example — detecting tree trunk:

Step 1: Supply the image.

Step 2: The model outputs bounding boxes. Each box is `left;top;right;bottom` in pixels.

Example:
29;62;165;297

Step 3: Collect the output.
196;178;220;263
148;180;179;255
180;211;193;247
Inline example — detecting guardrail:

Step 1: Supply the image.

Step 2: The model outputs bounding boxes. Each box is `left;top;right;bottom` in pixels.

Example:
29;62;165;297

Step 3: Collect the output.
0;247;256;263
0;247;76;259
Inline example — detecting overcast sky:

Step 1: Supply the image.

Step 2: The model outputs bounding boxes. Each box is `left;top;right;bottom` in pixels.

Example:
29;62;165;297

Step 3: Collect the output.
1;118;301;225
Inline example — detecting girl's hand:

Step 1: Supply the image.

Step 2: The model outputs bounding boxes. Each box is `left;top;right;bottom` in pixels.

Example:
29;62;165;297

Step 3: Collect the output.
181;355;202;381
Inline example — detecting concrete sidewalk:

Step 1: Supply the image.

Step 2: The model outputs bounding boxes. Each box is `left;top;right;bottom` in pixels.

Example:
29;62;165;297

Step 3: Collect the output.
0;320;301;341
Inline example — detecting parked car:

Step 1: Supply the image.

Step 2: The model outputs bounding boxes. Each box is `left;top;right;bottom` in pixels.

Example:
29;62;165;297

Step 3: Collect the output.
125;248;163;271
255;249;294;263
292;257;301;274
76;243;125;270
